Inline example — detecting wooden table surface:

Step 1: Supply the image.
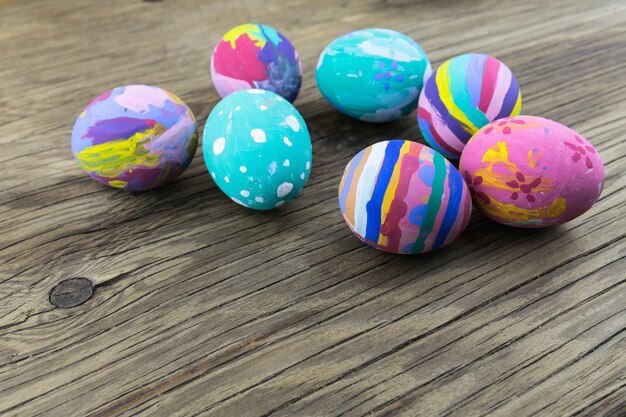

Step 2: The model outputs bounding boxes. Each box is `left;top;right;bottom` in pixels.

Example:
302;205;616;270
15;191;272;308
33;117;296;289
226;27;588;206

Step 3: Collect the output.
1;0;625;416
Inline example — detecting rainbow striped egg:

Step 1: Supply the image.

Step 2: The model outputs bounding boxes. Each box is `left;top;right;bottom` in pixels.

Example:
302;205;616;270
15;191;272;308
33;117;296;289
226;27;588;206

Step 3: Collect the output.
338;140;472;254
417;53;522;159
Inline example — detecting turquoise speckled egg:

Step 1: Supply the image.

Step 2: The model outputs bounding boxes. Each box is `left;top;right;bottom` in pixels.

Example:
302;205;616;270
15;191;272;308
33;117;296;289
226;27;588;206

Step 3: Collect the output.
316;28;431;123
203;89;312;209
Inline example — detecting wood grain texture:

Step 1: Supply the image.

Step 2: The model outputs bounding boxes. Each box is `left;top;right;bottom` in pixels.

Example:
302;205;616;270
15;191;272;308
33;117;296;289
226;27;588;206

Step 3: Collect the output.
1;0;625;416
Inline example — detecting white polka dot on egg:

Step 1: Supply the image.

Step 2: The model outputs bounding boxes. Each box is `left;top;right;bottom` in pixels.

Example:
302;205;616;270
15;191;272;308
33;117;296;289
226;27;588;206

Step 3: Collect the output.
213;137;225;155
277;182;293;198
251;128;266;143
285;115;300;132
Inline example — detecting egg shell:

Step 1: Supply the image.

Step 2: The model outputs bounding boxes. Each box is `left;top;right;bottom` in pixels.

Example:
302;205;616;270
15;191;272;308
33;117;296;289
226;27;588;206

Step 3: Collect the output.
459;116;604;227
339;140;472;254
203;89;312;210
316;28;431;123
211;23;302;102
71;85;198;191
418;53;522;159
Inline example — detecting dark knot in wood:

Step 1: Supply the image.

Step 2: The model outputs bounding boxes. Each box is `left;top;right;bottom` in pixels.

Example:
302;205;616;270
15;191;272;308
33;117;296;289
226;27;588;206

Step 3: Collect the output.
49;278;94;308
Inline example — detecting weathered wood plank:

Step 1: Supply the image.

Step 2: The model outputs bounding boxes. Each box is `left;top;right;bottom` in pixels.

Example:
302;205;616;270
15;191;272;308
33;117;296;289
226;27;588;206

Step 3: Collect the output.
1;0;624;416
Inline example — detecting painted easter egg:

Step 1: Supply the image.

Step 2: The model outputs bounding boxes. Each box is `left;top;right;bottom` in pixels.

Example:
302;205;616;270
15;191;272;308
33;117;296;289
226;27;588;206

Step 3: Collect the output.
338;140;472;254
316;28;431;122
203;89;312;210
418;53;522;159
71;85;198;191
459;116;604;227
211;23;302;102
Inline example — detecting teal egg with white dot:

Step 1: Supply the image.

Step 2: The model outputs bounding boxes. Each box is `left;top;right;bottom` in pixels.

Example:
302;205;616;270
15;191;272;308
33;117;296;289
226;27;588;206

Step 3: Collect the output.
203;89;312;209
316;28;431;123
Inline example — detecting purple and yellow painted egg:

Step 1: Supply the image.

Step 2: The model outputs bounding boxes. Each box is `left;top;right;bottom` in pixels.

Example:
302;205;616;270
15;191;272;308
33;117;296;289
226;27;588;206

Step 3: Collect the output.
71;85;198;191
459;116;604;227
418;53;521;159
338;140;472;254
211;23;302;102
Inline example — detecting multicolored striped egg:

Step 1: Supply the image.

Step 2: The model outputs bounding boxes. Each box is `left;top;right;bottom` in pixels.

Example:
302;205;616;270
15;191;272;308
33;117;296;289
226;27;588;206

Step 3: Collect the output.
459;116;604;227
316;29;431;122
71;85;198;191
418;53;521;159
338;140;472;254
211;23;302;102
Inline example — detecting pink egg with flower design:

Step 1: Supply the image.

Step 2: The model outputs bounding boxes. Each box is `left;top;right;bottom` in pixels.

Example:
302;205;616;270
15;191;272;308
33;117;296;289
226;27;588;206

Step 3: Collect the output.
459;116;604;227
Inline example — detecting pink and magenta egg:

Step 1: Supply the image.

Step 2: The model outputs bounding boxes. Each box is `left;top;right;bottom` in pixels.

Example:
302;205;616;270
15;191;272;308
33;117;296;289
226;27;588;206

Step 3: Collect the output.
459;116;604;227
338;140;472;254
211;23;302;102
